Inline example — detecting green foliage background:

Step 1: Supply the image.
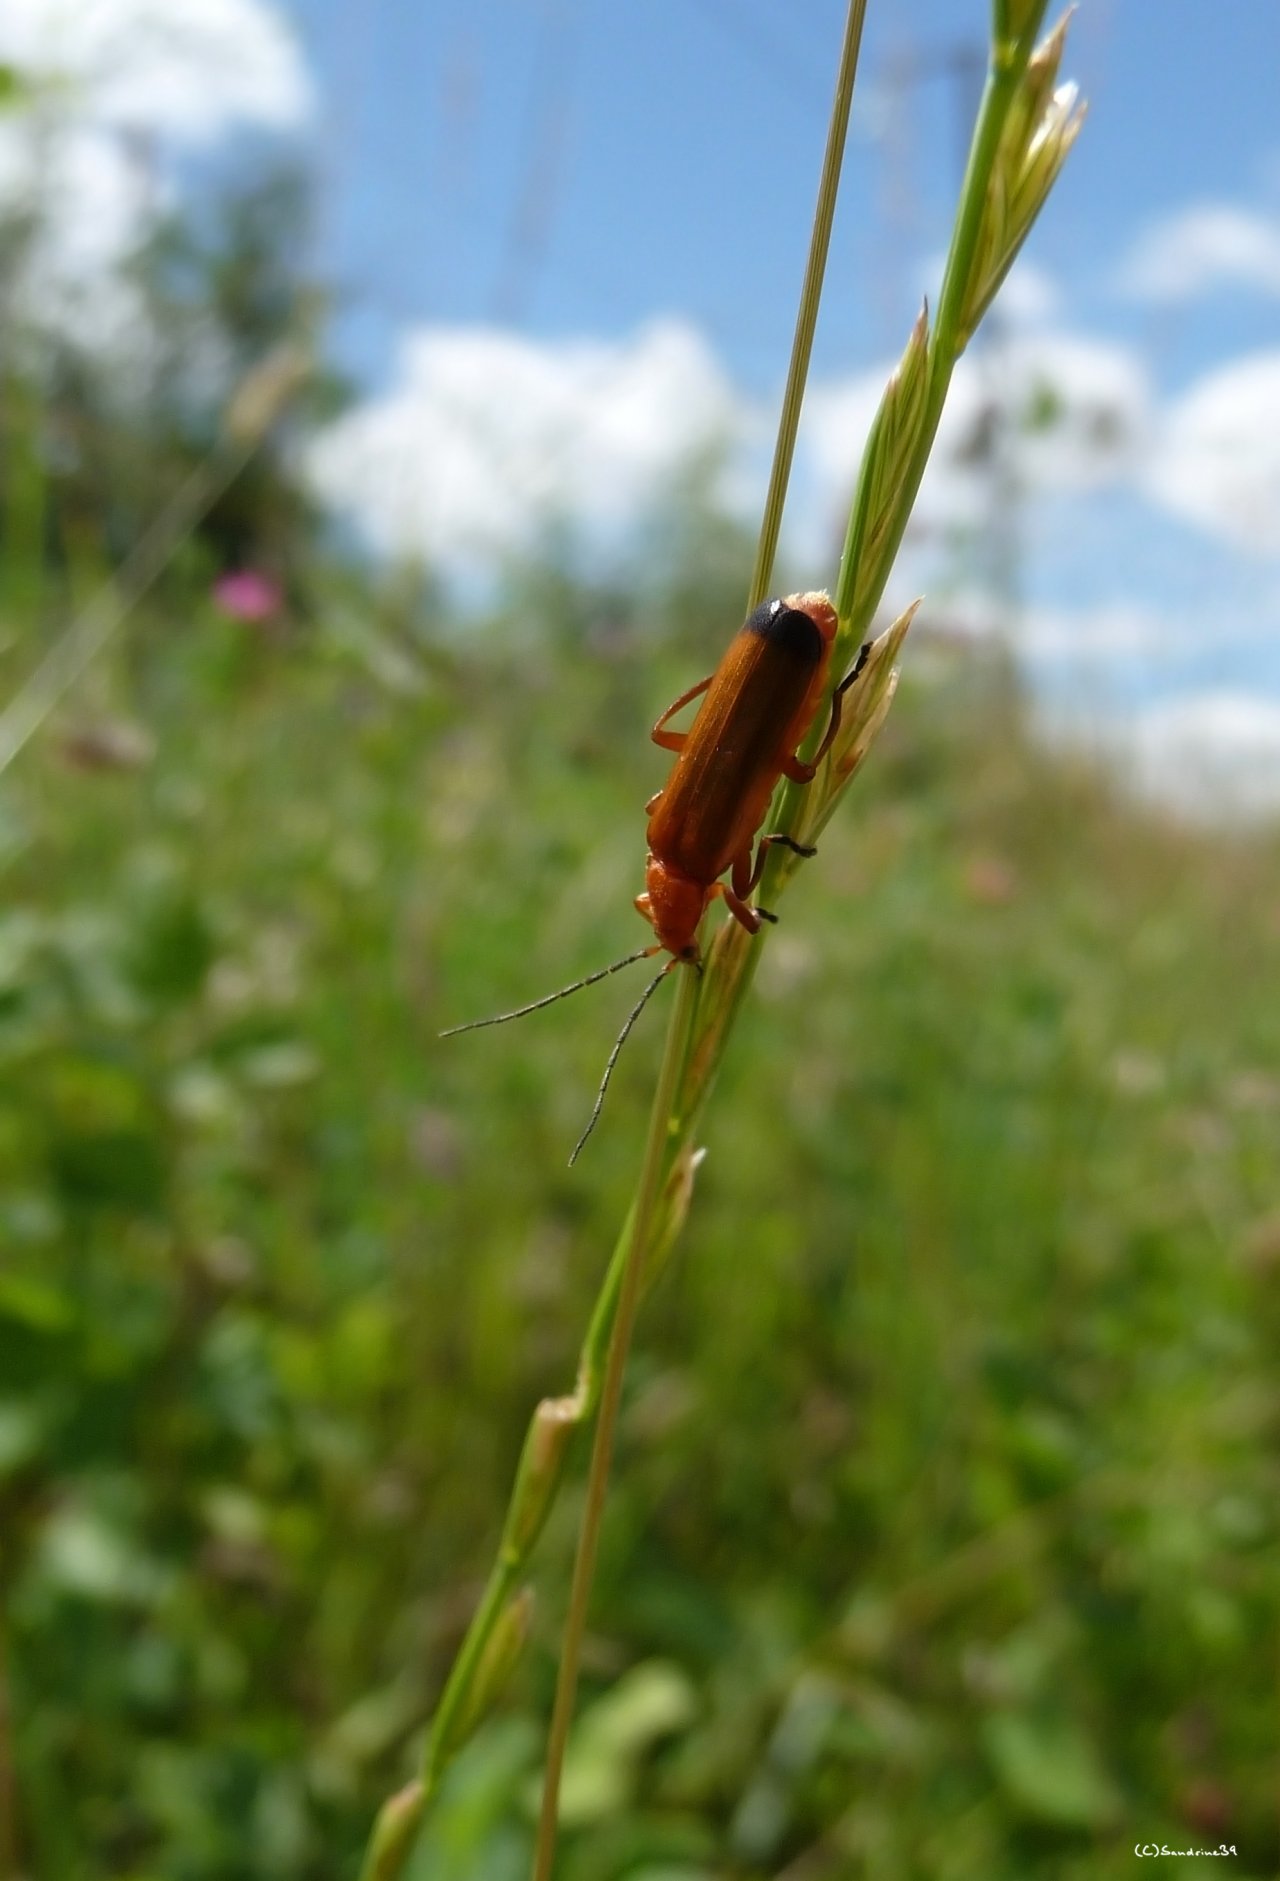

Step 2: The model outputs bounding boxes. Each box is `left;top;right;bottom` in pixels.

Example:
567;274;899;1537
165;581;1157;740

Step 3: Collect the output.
1;526;1276;1879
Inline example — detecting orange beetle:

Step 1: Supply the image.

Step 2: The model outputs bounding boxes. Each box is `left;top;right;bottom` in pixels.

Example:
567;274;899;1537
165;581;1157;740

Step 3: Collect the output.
637;589;856;961
443;591;865;1159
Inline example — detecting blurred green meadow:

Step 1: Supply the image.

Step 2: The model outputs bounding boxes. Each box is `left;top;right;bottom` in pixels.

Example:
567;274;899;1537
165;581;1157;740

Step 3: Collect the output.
1;480;1277;1879
1;40;1277;1865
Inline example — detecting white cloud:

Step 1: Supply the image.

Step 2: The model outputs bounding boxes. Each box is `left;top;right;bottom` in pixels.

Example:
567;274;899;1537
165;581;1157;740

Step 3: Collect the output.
958;598;1174;663
993;259;1060;326
1145;351;1280;556
0;120;152;355
802;368;887;516
0;0;310;141
1118;202;1280;303
1116;692;1280;822
1020;602;1170;662
0;120;144;285
0;0;310;354
915;254;1060;328
806;325;1277;570
304;308;1280;826
314;309;1146;584
804;327;1149;543
310;314;1158;588
980;333;1150;490
307;320;748;571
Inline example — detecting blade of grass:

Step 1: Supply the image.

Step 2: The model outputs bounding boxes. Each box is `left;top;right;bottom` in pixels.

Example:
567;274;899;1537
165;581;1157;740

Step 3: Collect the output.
746;0;870;613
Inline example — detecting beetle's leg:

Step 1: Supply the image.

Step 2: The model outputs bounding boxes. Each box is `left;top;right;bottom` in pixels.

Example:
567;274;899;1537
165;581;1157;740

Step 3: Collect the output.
651;673;713;753
725;885;772;933
781;640;873;782
735;834;817;905
753;833;817;887
811;639;873;763
730;847;753;902
704;879;766;936
781;751;818;784
721;853;779;932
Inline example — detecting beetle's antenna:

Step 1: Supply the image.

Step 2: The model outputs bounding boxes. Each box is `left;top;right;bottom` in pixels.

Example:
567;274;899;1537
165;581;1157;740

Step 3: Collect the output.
568;960;674;1166
440;946;660;1036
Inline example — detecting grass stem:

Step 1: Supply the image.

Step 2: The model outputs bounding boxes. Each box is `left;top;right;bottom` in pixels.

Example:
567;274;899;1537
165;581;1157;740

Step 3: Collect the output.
746;0;869;612
530;963;699;1878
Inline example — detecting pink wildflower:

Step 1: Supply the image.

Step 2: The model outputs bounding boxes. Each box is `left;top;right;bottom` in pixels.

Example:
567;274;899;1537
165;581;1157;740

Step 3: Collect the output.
213;569;283;623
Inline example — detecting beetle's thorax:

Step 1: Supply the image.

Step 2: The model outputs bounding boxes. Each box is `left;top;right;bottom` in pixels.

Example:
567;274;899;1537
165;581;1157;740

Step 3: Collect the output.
783;591;838;644
636;854;707;962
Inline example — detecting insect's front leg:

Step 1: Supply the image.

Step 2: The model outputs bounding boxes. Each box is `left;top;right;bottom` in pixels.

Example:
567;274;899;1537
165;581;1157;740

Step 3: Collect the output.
651;673;713;753
781;640;873;781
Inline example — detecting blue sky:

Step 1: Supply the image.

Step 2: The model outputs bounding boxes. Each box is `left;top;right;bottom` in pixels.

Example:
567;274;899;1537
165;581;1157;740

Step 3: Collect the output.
287;0;1280;397
3;0;1279;814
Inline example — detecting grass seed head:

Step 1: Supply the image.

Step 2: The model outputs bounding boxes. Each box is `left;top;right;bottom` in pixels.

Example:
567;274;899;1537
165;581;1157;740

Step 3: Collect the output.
842;303;931;616
960;13;1085;346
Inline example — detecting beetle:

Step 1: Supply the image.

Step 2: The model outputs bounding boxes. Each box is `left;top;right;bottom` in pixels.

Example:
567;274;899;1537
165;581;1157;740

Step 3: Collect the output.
442;589;867;1159
637;589;861;961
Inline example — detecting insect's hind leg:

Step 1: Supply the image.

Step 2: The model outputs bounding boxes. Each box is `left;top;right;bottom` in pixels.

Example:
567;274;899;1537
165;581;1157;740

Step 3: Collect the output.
729;826;825;930
736;833;818;908
724;885;774;932
706;879;771;936
758;832;817;867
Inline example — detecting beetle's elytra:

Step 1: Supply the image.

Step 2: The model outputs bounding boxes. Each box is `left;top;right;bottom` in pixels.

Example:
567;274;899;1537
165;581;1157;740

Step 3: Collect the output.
637;590;849;961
